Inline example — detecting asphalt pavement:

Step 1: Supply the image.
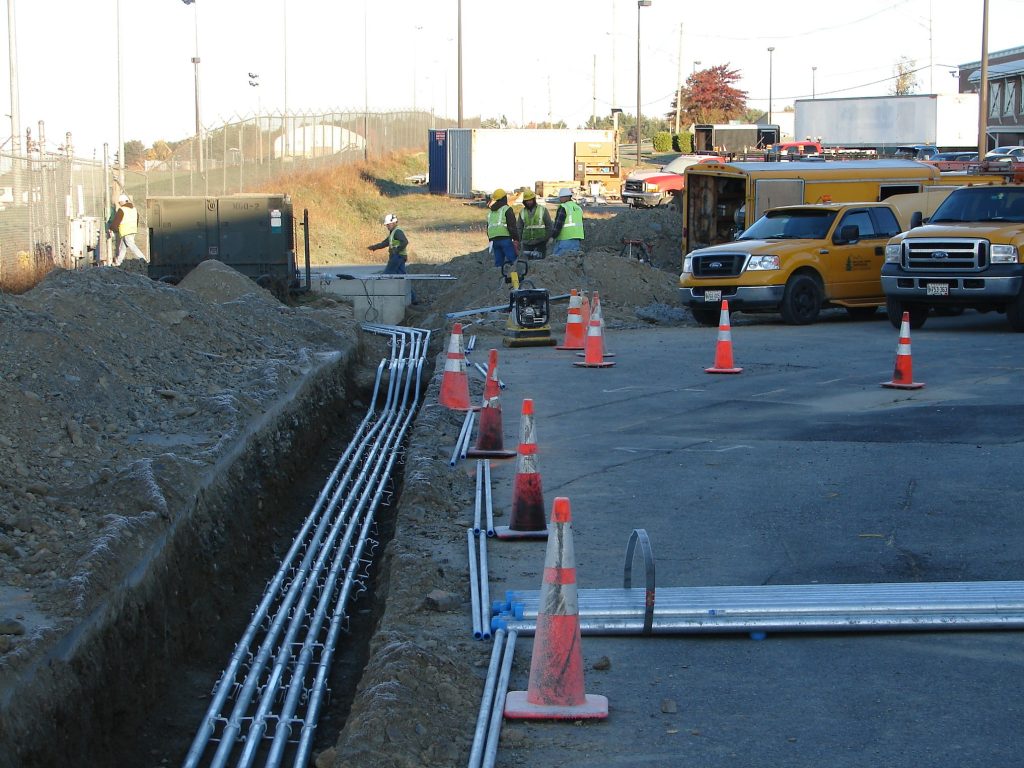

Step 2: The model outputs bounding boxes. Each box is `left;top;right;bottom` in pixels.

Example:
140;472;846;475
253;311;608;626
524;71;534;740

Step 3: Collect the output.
475;309;1024;768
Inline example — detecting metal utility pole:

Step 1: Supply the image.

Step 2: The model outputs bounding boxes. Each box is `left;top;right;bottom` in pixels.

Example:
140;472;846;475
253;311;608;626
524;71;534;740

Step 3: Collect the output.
7;0;22;204
767;46;775;126
183;0;204;176
636;0;651;168
457;0;464;128
674;22;682;135
978;0;990;158
116;0;124;188
812;66;817;99
592;54;597;127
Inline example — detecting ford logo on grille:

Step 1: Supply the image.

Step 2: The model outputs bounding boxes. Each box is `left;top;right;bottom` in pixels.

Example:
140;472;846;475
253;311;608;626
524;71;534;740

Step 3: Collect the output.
710;261;723;269
933;250;949;259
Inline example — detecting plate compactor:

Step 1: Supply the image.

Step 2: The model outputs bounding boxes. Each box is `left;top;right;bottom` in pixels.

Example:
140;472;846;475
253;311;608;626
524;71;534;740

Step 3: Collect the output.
501;259;557;348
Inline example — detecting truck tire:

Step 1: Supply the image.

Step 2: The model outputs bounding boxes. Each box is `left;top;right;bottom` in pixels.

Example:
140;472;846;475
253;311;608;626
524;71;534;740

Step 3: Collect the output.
780;274;822;325
691;307;720;326
1006;292;1024;331
885;297;928;329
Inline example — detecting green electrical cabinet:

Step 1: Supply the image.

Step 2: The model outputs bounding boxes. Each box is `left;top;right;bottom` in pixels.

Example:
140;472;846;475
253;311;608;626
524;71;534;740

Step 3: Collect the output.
147;193;296;286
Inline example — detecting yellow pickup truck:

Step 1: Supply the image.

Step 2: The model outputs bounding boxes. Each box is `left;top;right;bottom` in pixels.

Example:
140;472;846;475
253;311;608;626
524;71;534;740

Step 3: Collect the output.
680;201;912;325
882;184;1024;330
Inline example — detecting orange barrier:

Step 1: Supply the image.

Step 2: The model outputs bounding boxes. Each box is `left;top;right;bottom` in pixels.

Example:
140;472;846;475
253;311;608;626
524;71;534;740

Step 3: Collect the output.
556;290;586;351
494;399;548;540
504;497;609;720
467;349;517;458
439;322;472;409
882;311;925;390
573;318;616;368
705;300;743;374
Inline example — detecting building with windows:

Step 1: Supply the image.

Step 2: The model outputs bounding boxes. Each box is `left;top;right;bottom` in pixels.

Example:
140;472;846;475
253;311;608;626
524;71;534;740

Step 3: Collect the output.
959;45;1024;148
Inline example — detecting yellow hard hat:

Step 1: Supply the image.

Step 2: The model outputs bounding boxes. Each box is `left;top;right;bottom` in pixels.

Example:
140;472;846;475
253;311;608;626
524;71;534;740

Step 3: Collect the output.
521;188;536;201
490;188;506;201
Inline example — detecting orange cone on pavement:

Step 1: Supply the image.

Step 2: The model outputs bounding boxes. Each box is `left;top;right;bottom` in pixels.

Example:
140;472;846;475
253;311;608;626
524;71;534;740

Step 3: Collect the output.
882;311;925;389
705;300;743;374
494;399;548;540
556;290;586;350
580;293;592;329
573;318;616;368
504;497;608;720
467;349;517;458
439;323;472;409
584;290;614;358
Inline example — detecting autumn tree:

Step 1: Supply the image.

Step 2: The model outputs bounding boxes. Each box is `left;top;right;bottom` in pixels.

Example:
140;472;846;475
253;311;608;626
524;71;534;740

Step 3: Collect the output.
669;64;748;125
891;56;919;96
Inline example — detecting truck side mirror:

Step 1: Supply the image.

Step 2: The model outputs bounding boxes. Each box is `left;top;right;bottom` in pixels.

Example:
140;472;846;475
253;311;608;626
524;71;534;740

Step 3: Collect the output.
910;211;923;229
835;224;860;244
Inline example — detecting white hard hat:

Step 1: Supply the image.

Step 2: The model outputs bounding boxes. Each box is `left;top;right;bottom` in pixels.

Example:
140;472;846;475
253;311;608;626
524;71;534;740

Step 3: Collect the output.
558;188;573;198
382;213;398;225
117;194;130;204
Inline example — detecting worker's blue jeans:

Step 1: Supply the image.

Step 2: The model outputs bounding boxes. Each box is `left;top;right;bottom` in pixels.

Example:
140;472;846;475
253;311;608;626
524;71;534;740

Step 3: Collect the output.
491;238;517;267
553;239;582;256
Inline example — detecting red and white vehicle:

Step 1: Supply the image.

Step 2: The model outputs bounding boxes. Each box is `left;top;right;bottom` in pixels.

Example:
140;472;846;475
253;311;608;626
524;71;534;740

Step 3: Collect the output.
622;153;725;208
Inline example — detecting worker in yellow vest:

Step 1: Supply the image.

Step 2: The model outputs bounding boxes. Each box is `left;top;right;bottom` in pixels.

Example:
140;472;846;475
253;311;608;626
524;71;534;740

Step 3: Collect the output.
551;187;584;256
108;194;147;265
516;188;552;259
486;188;520;268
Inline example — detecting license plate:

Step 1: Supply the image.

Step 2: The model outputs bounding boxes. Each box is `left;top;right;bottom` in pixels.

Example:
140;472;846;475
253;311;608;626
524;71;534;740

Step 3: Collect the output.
704;290;722;303
926;282;949;297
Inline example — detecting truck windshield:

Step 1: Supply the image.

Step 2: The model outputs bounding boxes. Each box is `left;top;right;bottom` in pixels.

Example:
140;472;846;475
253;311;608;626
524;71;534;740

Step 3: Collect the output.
929;188;1024;223
738;209;836;240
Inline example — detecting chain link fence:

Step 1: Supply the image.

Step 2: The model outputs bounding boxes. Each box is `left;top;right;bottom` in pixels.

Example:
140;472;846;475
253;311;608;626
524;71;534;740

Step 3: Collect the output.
0;109;465;293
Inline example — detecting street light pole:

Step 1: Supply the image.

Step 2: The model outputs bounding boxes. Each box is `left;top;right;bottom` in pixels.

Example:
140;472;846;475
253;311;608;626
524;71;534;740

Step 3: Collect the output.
249;73;261;164
978;0;989;158
183;0;203;177
636;0;650;168
692;60;700;75
812;65;817;99
116;0;124;186
767;46;775;127
457;0;464;128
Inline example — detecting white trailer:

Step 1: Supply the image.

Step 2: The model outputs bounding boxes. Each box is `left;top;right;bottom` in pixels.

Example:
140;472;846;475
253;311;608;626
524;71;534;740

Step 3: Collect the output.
444;128;616;198
794;94;979;150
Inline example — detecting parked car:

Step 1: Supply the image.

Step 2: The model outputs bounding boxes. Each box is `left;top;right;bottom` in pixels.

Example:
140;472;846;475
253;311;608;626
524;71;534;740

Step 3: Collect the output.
926;151;978;171
621;154;725;208
892;144;940;160
984;146;1024;162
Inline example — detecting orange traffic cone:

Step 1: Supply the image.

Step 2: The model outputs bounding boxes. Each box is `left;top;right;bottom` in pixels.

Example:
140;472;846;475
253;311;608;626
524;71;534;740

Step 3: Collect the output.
556;290;586;351
573;318;616;368
439;323;472;410
504;497;608;720
882;311;924;389
467;349;517;458
705;300;743;374
580;293;592;330
583;290;614;358
494;399;548;540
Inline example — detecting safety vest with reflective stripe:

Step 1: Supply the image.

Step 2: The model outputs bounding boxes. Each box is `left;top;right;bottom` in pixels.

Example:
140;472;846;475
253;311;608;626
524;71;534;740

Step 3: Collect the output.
556;201;584;241
521;205;548;242
388;227;408;257
117;205;138;237
487;205;511;239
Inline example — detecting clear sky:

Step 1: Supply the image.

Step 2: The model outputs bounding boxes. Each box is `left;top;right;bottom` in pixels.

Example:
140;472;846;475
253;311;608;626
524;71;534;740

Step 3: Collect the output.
1;0;1021;157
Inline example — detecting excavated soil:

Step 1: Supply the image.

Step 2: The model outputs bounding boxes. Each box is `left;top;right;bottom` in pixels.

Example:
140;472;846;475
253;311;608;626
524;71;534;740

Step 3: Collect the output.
0;205;692;767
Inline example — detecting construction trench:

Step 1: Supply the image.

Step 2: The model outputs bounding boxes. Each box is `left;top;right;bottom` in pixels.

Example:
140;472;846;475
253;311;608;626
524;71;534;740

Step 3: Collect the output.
0;320;441;767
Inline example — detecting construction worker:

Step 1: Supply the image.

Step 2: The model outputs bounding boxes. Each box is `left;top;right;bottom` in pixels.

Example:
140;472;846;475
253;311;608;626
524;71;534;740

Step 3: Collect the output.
486;188;520;268
551;187;584;256
516;188;552;259
108;194;147;265
367;212;409;274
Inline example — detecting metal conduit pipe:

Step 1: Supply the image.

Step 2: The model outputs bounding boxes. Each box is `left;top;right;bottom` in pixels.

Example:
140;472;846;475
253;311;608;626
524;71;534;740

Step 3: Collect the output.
473;461;483;533
480;629;517;768
185;325;428;766
469;529;483;639
451;411;473;467
467;628;507;768
478;532;491;640
460;412;475;461
183;349;395;768
214;353;412;767
483;461;494;537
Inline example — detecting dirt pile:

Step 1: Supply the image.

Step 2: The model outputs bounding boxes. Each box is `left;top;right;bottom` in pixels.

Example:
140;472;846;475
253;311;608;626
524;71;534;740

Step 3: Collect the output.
407;205;692;335
0;263;357;670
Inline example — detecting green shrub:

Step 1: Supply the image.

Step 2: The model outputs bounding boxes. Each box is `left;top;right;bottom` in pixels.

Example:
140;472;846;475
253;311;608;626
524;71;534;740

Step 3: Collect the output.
672;133;693;153
653;131;673;152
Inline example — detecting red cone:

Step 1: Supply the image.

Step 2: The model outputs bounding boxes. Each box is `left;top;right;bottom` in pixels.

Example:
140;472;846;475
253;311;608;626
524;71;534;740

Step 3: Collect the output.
439;323;472;410
494;399;548;540
467;349;517;458
705;300;743;374
882;311;925;389
504;497;608;720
